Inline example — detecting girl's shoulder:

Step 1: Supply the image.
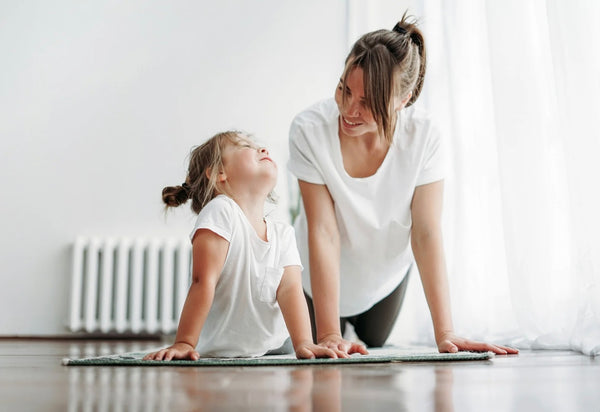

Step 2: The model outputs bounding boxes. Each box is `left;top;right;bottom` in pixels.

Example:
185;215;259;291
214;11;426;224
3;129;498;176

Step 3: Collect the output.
198;194;235;216
193;195;237;228
190;195;239;243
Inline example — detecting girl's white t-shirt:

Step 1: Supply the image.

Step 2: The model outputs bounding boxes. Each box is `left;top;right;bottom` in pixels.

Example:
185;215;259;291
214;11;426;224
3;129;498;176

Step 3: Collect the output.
288;98;445;316
189;195;302;357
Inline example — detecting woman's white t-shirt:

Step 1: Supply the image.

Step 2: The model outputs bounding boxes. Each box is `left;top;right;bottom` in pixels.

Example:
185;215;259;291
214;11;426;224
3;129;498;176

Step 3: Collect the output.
288;98;445;316
189;195;302;357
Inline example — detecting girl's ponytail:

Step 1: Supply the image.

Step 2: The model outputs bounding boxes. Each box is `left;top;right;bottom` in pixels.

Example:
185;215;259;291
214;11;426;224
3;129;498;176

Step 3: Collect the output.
162;131;240;215
162;183;190;208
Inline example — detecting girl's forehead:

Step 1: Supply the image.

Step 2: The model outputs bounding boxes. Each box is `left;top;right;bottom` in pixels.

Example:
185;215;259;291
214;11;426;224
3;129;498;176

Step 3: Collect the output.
229;133;263;147
232;133;252;143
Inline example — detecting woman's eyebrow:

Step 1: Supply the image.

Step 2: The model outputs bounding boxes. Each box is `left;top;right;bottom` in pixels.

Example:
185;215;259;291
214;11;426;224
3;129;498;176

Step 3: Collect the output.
339;78;366;102
339;78;351;92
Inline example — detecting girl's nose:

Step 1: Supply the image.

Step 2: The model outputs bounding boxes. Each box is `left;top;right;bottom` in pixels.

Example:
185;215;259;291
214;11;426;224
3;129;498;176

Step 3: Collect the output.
259;147;269;155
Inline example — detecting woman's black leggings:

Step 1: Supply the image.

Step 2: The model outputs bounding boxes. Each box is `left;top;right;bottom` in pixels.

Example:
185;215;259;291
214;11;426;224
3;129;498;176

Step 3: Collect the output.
304;271;410;348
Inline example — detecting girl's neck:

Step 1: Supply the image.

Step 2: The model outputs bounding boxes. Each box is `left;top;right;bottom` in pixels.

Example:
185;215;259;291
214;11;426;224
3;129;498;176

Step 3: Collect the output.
230;194;268;241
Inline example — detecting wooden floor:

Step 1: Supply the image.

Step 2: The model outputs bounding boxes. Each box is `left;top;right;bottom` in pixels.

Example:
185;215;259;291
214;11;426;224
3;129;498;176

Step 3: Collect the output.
0;339;599;411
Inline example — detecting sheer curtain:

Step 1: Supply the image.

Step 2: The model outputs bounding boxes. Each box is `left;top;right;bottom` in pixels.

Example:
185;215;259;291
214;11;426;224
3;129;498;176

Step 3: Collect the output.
353;1;600;355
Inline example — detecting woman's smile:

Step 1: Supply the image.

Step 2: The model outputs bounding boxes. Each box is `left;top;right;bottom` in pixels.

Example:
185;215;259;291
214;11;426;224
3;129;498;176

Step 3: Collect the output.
341;115;362;127
335;67;379;137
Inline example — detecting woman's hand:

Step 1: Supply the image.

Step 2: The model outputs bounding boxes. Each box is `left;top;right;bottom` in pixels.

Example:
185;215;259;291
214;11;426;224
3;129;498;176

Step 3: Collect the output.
294;341;338;359
143;342;200;361
436;332;519;355
317;333;369;358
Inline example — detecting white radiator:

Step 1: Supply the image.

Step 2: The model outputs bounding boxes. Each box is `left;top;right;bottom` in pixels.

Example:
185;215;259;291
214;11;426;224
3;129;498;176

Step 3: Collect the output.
69;237;192;334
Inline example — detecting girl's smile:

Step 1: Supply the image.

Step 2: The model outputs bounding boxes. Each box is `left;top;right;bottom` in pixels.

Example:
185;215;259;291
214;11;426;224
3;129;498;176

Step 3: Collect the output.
219;134;278;198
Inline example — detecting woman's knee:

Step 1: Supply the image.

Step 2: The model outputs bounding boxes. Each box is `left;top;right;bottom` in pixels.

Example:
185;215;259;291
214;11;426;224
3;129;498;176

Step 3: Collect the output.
355;330;389;348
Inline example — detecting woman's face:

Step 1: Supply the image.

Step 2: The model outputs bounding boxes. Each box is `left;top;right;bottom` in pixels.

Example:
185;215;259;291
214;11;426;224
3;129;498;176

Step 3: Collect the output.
334;67;379;138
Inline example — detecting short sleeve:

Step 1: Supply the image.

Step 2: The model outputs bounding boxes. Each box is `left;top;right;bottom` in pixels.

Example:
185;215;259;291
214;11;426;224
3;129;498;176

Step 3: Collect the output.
288;120;325;185
189;196;234;242
416;122;446;186
278;225;303;269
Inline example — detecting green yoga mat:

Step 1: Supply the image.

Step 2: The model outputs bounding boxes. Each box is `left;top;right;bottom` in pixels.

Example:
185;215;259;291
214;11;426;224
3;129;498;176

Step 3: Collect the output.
62;347;494;366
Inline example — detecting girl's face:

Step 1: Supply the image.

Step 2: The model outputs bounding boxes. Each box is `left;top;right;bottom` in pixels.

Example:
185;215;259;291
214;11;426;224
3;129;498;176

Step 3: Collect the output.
335;67;379;138
219;134;277;195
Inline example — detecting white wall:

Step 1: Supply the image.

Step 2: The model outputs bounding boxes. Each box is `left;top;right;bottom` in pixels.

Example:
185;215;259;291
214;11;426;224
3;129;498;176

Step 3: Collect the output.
0;1;347;335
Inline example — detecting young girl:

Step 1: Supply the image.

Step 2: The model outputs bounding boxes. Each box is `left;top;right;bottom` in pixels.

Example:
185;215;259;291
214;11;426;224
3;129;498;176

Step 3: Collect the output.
144;131;337;360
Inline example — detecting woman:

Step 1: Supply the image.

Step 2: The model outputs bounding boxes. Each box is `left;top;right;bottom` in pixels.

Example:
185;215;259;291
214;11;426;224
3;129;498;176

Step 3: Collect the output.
288;14;518;357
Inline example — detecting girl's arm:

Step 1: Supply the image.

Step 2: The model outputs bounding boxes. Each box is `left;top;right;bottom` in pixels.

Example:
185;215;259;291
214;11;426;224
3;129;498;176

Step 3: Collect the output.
411;181;518;355
298;180;368;358
277;265;337;359
143;229;228;360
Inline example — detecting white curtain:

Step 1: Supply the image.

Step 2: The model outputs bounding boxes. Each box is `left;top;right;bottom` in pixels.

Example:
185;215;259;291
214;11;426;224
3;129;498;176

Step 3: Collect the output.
353;0;600;355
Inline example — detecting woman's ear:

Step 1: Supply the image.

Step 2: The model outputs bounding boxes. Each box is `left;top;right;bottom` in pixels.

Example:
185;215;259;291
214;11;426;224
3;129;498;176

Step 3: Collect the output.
394;91;412;111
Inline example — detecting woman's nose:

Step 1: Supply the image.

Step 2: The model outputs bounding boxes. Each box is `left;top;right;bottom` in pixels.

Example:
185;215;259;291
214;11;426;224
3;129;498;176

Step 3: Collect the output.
346;97;361;116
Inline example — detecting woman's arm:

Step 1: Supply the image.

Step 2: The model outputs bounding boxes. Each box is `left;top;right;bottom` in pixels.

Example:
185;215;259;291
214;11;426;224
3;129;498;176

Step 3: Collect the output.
298;180;368;357
277;265;337;359
143;229;228;360
411;181;518;354
410;181;453;342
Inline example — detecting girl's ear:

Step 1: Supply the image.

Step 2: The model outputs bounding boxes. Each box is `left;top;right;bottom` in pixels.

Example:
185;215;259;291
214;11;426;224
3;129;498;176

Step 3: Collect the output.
206;167;227;182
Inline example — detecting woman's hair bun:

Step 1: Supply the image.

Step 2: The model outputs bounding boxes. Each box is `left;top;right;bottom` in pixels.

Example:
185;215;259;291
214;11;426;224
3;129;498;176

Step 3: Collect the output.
393;16;424;52
392;22;408;35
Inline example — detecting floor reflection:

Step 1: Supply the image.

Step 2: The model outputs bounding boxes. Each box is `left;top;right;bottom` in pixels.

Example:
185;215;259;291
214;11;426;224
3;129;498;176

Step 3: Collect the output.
66;342;456;411
434;368;454;412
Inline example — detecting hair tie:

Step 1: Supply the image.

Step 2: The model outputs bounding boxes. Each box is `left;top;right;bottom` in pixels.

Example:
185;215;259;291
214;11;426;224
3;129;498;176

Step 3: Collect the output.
181;182;191;197
393;23;407;35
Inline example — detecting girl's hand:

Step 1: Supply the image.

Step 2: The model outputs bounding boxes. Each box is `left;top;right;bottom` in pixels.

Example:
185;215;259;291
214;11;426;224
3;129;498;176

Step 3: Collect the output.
436;332;519;355
143;342;200;361
294;341;338;359
317;333;369;358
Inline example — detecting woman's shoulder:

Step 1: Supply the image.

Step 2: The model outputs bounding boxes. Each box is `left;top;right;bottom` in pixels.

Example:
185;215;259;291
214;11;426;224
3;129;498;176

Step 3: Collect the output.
291;98;338;131
289;98;338;152
400;104;435;128
397;104;442;140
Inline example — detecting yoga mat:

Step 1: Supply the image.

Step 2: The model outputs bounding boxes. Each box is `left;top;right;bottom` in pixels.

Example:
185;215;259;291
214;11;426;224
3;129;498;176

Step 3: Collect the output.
63;347;494;366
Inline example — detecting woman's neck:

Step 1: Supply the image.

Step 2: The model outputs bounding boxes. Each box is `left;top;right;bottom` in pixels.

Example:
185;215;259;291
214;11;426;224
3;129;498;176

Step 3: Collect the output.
338;119;394;178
